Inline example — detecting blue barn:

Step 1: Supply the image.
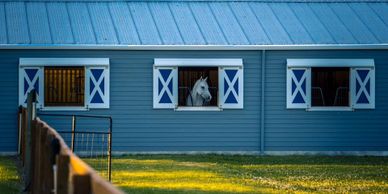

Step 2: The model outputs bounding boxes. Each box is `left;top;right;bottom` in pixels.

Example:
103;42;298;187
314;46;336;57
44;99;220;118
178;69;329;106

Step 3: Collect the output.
0;0;387;155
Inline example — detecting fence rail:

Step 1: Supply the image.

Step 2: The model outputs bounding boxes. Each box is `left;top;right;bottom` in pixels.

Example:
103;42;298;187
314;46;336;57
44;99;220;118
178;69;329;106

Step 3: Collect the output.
18;91;124;194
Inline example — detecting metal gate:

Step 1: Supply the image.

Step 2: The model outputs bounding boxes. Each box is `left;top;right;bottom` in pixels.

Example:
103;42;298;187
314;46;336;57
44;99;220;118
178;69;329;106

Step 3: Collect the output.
37;113;112;181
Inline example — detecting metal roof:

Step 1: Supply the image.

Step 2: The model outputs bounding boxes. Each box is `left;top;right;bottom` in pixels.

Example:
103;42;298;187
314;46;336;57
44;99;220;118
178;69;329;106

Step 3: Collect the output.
0;1;388;48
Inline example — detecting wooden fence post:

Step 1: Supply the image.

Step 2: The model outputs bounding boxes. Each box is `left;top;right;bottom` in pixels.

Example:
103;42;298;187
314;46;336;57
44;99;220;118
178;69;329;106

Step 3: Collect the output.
44;132;54;194
31;120;41;194
57;154;70;194
73;174;91;194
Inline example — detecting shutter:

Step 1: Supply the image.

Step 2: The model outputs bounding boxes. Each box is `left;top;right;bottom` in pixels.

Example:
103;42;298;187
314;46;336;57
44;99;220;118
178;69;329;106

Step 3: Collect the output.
286;68;311;109
153;67;177;109
86;67;110;109
351;67;375;109
19;67;43;107
219;67;243;109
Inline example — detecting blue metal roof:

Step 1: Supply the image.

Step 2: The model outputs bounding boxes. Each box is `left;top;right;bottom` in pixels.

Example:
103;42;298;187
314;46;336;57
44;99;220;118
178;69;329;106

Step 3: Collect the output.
0;0;388;47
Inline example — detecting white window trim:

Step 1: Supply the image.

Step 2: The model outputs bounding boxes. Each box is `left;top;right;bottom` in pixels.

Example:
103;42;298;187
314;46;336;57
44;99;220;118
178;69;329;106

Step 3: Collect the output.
287;58;375;111
175;107;223;111
19;58;109;111
287;59;374;68
154;58;243;67
40;106;89;111
154;58;243;111
307;107;353;112
19;58;109;67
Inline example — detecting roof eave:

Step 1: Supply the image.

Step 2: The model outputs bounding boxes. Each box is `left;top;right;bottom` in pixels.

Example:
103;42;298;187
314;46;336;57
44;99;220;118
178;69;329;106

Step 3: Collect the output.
1;44;388;50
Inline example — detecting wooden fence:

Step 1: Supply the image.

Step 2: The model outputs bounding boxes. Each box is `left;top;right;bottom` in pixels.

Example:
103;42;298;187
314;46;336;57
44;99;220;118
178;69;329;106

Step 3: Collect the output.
19;107;124;194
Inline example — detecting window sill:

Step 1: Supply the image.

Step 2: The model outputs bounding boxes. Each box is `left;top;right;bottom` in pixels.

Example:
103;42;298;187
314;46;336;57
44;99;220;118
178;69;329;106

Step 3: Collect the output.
175;107;222;111
307;107;353;111
39;106;89;111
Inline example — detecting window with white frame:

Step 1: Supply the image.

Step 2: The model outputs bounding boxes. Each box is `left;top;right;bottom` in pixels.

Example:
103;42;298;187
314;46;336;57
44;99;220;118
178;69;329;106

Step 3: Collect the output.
286;59;375;110
19;58;110;110
153;59;243;110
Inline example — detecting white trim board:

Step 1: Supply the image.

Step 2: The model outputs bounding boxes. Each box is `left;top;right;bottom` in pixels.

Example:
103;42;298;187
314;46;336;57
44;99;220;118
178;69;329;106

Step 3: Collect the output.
19;58;109;67
287;59;375;67
154;58;243;67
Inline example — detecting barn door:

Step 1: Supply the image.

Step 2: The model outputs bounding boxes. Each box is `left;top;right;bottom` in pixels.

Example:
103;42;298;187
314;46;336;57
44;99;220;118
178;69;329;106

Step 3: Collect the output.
286;68;311;109
19;67;43;107
351;68;375;109
219;67;243;109
153;67;178;109
85;67;110;108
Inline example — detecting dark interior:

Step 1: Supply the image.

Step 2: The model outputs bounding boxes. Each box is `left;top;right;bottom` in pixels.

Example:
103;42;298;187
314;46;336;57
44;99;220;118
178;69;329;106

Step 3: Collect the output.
311;67;350;107
44;67;85;107
178;67;218;107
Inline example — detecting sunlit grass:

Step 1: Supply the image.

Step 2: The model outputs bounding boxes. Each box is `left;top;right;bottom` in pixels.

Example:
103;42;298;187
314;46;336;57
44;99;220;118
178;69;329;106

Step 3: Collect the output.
106;155;388;194
0;157;21;194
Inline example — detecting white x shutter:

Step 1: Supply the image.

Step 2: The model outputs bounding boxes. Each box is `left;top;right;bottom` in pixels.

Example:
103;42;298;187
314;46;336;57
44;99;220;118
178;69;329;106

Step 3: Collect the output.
351;68;375;109
153;67;178;109
86;66;110;109
19;67;44;107
286;68;311;109
219;67;243;109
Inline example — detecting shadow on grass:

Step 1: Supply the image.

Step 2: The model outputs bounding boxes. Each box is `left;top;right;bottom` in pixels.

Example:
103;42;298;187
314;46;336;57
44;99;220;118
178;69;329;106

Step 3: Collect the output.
114;154;388;166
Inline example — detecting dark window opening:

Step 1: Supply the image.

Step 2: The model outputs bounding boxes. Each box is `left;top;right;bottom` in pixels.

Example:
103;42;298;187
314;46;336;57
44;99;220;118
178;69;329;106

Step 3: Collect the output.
178;67;218;107
44;67;85;107
312;67;349;107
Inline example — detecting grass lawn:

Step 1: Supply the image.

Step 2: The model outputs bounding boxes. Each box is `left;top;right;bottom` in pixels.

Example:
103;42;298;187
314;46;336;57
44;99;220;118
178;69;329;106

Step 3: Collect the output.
108;155;388;194
0;157;21;194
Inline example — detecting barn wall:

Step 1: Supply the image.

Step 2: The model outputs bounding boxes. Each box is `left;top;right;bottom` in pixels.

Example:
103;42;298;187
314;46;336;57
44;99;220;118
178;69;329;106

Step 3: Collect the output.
264;50;388;151
1;49;387;153
0;50;262;152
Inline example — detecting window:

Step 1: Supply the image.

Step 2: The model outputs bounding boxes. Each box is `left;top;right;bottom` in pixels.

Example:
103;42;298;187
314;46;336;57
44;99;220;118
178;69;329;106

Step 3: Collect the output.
19;58;110;110
311;67;349;107
153;59;243;110
44;67;85;107
178;67;218;107
286;59;375;110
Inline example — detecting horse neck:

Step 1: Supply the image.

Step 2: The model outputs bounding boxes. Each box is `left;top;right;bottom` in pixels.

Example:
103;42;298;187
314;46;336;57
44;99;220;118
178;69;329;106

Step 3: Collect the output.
191;81;204;104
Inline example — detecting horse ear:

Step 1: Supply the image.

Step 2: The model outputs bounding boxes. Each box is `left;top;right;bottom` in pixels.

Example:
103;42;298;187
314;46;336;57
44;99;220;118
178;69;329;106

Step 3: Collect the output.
204;77;208;81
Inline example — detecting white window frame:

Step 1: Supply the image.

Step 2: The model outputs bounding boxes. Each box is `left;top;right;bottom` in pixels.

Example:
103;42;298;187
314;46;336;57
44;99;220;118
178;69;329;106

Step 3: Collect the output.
19;58;109;111
287;59;375;111
154;58;243;111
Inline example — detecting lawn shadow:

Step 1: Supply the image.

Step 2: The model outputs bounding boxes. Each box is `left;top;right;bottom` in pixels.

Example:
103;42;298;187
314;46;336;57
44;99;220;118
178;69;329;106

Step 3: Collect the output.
115;154;388;166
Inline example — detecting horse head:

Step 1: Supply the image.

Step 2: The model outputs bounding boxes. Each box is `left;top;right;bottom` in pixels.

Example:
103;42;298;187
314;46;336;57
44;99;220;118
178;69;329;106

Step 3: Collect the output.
193;76;212;103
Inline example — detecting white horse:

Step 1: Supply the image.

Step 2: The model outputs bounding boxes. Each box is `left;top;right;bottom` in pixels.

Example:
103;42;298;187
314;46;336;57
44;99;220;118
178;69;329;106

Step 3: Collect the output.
186;76;212;106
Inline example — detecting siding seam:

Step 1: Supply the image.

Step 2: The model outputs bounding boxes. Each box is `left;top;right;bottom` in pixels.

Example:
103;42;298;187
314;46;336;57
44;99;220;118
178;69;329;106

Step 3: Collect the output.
260;50;265;154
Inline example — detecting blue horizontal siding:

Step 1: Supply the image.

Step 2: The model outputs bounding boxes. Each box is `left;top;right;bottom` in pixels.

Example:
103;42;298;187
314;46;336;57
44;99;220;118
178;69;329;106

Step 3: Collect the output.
0;50;261;152
0;49;387;153
264;50;388;151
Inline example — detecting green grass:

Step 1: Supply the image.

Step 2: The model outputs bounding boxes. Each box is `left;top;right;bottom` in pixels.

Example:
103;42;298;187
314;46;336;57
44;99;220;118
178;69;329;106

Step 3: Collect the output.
107;155;388;194
0;157;21;194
